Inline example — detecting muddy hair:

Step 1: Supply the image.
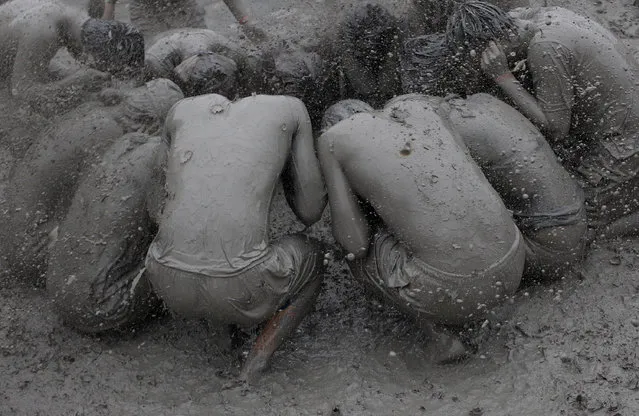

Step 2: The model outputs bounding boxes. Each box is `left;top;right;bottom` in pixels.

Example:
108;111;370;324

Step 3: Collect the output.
321;99;374;132
445;1;517;50
117;78;184;135
337;3;404;68
401;33;461;96
172;52;238;97
80;19;145;74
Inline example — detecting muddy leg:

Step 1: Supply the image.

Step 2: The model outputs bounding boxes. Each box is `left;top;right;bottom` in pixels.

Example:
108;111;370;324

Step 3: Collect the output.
47;133;166;333
239;276;322;383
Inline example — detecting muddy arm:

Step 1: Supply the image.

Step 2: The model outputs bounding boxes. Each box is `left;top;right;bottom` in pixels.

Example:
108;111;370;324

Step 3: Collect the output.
282;98;327;226
317;132;369;259
11;29;109;116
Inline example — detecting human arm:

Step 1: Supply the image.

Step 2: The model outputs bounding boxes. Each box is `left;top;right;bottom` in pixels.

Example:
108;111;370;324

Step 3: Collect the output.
102;0;117;19
481;40;573;141
281;98;327;226
317;132;370;260
221;0;267;43
11;28;110;115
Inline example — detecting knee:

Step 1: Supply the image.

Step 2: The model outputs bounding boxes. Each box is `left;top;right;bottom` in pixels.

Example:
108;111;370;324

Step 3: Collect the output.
276;234;327;279
48;268;157;333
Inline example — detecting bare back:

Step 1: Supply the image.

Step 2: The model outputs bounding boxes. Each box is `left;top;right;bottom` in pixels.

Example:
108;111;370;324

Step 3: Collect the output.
154;94;305;274
0;0;68;80
326;99;516;273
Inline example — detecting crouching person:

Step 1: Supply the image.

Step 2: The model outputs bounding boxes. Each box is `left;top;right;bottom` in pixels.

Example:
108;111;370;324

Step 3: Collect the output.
47;90;327;383
318;97;526;356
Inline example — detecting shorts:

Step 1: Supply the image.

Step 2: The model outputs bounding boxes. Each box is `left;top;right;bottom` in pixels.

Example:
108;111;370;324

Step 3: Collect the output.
514;203;588;279
145;234;324;327
130;0;206;40
575;142;639;229
349;227;526;326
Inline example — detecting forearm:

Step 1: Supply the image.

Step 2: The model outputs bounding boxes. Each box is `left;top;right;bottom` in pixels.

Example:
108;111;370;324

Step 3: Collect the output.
331;199;370;259
102;1;116;20
222;0;251;24
494;72;550;132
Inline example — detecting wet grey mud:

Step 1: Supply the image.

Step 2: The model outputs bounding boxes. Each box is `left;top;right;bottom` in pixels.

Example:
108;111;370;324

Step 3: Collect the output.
2;0;639;415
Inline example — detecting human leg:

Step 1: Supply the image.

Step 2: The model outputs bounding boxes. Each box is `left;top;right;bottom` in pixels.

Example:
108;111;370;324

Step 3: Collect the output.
47;133;166;333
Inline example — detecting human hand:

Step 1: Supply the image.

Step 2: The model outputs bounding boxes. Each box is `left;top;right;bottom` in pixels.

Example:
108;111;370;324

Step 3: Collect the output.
480;40;510;81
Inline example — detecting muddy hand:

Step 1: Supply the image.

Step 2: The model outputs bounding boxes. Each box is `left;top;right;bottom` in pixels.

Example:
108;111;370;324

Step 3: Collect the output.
481;40;510;80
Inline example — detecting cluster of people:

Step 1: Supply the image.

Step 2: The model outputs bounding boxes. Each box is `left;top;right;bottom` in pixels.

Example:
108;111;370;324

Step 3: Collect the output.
1;0;639;384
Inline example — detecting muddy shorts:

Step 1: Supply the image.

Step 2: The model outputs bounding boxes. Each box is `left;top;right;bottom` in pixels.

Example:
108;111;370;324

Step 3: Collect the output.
130;0;206;40
349;227;526;326
514;203;588;279
145;234;324;327
574;142;639;229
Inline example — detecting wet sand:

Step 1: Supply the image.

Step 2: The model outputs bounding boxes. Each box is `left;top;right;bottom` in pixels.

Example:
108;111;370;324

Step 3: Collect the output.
2;0;639;415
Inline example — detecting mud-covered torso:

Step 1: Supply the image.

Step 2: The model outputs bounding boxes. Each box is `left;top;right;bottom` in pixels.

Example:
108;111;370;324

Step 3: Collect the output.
150;95;298;276
528;7;639;159
329;98;516;274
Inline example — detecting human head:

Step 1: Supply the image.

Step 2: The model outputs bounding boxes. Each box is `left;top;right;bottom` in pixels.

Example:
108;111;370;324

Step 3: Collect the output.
172;52;238;97
337;3;404;100
321;99;374;132
445;1;517;51
401;33;459;96
117;78;185;135
80;19;145;77
269;49;323;99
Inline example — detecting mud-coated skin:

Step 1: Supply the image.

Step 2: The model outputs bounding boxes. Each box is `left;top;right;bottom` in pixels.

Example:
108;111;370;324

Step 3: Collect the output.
0;80;183;282
149;94;326;278
445;93;587;279
318;95;525;324
0;102;125;281
47;133;165;333
0;0;105;115
145;28;267;94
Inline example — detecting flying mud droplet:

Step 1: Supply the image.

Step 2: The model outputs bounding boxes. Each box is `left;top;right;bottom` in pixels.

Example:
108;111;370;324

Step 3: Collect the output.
180;150;193;164
210;103;225;114
399;142;412;156
345;253;355;261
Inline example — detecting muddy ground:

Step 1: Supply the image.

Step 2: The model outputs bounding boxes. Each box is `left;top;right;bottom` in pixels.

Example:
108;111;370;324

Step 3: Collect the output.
2;0;639;415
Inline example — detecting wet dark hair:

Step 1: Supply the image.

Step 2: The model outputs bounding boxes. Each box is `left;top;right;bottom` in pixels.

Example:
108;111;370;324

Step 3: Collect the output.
269;49;323;98
401;33;458;96
172;52;238;97
445;1;517;50
80;19;144;75
321;99;374;132
338;3;404;68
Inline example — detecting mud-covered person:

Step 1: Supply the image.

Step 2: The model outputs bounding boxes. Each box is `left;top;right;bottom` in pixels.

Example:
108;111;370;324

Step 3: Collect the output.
0;0;145;115
446;1;639;240
0;79;184;281
145;28;270;95
400;34;587;281
47;86;327;382
318;97;527;359
322;2;403;108
101;0;266;43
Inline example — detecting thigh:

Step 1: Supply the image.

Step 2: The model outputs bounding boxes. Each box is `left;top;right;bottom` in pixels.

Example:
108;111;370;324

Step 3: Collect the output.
47;134;166;333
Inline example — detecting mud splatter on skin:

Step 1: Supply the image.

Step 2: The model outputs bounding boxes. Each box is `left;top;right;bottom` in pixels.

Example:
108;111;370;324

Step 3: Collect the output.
3;0;639;415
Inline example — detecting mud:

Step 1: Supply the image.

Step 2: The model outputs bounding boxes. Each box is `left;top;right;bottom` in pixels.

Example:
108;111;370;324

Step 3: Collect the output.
2;0;639;415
